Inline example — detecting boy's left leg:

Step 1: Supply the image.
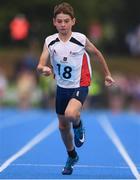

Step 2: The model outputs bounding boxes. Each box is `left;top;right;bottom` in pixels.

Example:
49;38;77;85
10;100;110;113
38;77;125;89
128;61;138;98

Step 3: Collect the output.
65;98;85;147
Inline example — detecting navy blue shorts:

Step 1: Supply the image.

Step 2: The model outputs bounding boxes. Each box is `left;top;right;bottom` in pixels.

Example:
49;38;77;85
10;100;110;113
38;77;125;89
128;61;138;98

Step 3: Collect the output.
56;86;88;115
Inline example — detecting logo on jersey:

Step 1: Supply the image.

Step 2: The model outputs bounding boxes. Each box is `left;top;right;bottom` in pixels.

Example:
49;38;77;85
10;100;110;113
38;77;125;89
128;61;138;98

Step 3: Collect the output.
70;51;79;55
60;57;68;63
53;49;56;55
63;57;67;61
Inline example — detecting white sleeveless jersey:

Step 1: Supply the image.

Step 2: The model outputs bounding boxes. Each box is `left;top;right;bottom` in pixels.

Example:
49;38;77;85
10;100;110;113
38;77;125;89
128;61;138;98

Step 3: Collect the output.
45;32;92;88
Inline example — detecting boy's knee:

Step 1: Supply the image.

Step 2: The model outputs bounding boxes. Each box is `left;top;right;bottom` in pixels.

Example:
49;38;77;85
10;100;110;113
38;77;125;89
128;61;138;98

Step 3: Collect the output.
59;123;70;131
65;109;80;120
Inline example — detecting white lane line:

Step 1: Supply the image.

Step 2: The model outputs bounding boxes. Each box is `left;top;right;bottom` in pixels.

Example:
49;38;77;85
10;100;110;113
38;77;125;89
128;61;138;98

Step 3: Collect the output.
98;115;140;180
10;163;140;169
0;119;58;173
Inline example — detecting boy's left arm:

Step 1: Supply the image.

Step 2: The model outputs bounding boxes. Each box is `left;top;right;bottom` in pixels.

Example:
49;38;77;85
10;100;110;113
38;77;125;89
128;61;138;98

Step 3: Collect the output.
85;38;115;87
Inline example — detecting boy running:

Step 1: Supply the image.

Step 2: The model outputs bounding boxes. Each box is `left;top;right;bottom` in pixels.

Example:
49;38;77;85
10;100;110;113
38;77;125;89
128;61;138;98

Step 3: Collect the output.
37;2;115;175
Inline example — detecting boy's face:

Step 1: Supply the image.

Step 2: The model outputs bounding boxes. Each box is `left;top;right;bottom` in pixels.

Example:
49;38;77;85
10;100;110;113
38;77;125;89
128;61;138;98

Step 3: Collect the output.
53;13;75;35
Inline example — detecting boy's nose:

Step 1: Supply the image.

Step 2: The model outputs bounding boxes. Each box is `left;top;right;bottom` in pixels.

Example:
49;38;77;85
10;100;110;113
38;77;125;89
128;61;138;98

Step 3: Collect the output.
61;22;65;26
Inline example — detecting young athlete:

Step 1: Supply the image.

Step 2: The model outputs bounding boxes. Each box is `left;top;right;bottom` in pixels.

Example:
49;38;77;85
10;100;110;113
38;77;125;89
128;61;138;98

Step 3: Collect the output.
37;2;115;175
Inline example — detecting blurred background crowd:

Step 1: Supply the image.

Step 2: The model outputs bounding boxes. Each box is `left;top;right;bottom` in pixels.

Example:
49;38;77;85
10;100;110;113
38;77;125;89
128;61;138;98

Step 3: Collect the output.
0;0;140;113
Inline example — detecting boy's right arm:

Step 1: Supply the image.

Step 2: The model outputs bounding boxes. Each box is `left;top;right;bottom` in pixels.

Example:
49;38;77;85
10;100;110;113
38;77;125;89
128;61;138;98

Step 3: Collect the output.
37;43;52;76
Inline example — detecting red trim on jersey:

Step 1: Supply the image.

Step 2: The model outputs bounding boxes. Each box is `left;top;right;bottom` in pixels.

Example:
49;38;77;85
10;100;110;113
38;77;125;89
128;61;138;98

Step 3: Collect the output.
80;53;91;86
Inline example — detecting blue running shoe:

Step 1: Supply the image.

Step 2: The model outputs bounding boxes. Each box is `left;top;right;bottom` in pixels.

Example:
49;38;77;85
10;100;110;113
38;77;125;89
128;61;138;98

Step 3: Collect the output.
62;155;79;175
73;121;85;147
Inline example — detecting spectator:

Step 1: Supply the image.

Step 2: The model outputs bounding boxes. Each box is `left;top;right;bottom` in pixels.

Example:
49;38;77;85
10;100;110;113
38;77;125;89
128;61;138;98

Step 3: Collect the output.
16;70;37;109
0;68;8;106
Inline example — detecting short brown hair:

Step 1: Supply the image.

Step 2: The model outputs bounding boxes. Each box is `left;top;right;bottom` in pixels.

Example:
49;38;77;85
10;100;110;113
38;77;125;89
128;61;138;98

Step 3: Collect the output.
53;2;74;19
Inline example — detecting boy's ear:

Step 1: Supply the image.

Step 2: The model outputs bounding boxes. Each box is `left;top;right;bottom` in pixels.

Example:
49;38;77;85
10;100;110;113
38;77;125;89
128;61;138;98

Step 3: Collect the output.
72;18;76;26
53;18;56;26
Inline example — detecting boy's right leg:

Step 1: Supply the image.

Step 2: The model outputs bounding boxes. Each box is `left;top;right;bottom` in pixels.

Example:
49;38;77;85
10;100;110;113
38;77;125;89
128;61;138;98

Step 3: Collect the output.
58;114;74;151
58;114;79;175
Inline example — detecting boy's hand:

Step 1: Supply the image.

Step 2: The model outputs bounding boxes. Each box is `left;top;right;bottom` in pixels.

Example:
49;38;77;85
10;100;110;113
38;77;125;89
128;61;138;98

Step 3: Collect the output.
105;75;115;87
42;66;52;76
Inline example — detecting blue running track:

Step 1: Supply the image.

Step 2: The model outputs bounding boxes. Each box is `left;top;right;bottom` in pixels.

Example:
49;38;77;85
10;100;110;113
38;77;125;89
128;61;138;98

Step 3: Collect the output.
0;108;140;179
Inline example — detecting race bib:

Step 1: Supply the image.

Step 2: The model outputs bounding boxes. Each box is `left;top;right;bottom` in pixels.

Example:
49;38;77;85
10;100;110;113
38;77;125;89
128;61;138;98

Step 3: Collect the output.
56;63;76;82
